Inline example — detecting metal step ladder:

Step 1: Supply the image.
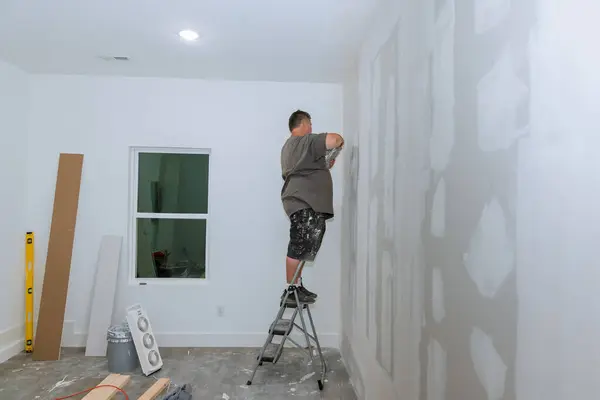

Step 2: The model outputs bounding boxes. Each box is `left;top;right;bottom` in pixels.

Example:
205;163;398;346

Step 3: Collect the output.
246;261;327;391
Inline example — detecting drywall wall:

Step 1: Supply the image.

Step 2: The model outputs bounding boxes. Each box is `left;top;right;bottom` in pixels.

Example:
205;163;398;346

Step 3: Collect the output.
342;0;600;400
0;60;29;362
340;0;600;399
342;1;435;397
25;75;343;347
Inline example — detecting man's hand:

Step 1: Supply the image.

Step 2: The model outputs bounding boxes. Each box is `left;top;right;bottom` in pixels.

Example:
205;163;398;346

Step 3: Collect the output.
325;147;341;169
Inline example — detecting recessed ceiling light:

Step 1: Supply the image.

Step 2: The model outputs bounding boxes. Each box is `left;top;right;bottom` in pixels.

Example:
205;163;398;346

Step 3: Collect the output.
179;30;199;41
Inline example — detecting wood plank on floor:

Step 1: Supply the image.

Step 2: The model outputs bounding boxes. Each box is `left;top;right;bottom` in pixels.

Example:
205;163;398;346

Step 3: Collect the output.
85;235;123;357
138;378;170;400
82;374;131;400
33;153;84;361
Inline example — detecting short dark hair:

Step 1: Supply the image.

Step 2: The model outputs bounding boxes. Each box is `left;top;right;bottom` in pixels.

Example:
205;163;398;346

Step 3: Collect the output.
288;110;311;132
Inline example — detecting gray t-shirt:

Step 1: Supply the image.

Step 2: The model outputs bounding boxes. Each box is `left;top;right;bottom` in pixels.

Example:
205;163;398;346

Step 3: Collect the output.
281;133;334;219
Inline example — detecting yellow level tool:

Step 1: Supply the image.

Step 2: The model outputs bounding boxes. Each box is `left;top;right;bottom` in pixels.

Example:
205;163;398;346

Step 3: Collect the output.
25;232;34;353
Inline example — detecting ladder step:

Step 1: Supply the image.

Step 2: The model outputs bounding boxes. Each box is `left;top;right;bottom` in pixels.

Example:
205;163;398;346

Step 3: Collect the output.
259;343;281;363
270;319;293;336
280;298;310;308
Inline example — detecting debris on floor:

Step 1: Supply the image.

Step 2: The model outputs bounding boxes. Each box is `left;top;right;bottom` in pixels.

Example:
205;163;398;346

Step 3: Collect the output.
0;347;356;399
48;375;76;393
299;372;316;383
162;383;193;400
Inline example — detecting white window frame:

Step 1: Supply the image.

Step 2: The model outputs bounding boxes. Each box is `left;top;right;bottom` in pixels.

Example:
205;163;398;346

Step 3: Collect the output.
128;146;211;286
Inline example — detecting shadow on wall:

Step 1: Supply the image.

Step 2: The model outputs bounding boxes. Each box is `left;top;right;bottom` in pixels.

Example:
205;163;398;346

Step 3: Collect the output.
340;0;536;399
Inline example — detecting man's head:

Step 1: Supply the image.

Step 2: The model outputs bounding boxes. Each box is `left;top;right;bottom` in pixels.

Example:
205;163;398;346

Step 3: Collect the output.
288;110;312;135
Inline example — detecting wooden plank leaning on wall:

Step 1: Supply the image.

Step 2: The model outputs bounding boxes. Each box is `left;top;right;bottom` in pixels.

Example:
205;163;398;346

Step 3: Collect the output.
33;153;84;361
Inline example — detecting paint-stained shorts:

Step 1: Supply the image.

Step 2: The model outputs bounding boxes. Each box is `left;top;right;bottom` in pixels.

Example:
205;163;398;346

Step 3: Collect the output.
287;208;327;262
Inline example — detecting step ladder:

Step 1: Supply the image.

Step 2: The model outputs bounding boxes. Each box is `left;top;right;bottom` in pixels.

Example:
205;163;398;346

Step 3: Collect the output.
246;261;327;391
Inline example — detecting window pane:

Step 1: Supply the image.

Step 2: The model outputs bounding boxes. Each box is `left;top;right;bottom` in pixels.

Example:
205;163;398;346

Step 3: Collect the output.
137;152;209;214
136;218;207;279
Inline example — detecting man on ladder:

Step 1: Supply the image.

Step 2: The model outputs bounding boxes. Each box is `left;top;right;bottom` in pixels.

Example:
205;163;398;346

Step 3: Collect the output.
280;109;344;302
246;110;344;391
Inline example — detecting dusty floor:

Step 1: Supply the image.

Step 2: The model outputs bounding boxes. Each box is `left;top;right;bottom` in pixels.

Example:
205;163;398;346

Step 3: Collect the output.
0;347;357;399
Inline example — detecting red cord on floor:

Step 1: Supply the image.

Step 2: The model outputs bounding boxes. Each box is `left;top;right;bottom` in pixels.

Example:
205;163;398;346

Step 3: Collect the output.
54;384;129;399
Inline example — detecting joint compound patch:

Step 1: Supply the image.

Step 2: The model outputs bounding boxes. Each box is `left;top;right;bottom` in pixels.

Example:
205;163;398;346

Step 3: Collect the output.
464;198;515;298
470;327;507;400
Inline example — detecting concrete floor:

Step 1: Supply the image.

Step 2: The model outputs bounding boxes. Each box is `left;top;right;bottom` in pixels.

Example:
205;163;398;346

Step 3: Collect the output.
0;347;357;399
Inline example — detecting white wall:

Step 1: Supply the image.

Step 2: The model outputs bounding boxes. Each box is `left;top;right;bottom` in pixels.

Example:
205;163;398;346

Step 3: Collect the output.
0;60;29;362
25;75;343;348
516;0;600;398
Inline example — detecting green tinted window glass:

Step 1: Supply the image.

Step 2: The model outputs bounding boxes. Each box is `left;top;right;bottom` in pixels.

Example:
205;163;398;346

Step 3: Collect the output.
136;218;207;279
137;153;209;214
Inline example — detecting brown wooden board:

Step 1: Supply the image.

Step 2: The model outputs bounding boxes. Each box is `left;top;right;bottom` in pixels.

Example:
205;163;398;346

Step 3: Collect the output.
32;153;84;361
82;374;131;400
138;378;170;400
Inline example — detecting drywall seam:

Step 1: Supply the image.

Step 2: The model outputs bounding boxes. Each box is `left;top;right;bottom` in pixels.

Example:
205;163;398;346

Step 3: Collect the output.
349;145;360;327
430;0;456;172
370;54;382;180
431;177;446;237
367;197;379;346
475;0;511;34
384;76;397;239
431;268;446;323
380;252;394;375
427;338;447;400
477;43;529;151
355;124;369;341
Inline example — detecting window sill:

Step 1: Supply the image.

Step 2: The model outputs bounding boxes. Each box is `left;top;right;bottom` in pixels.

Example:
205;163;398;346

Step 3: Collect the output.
129;278;210;287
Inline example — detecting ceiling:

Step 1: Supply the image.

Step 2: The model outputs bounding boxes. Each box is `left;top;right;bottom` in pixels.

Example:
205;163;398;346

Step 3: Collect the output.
0;0;381;83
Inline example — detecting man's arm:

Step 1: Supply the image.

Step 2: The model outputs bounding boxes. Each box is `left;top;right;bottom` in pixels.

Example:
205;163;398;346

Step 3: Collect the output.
325;133;344;150
310;132;344;161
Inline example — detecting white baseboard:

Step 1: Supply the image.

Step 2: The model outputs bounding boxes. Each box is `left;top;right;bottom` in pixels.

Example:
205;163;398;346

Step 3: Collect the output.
0;322;337;361
60;321;340;349
0;324;24;363
151;332;340;349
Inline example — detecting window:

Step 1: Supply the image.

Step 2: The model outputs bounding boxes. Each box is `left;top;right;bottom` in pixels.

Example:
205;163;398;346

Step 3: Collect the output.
130;147;210;281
